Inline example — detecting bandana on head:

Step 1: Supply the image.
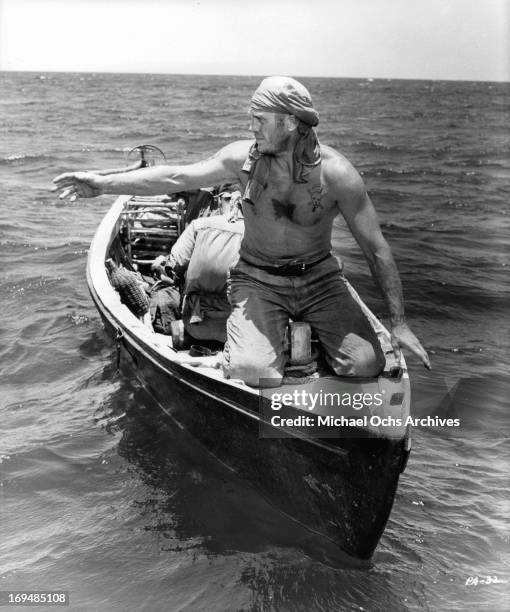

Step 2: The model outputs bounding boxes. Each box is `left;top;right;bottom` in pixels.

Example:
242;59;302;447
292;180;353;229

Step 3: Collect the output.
249;76;320;128
243;76;321;205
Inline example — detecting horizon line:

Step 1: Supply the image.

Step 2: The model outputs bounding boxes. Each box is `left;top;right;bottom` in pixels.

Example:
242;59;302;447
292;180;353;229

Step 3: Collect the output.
1;68;509;85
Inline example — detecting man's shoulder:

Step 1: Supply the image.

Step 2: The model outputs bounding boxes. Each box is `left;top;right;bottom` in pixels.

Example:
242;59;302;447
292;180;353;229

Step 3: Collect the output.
320;144;366;196
320;144;360;180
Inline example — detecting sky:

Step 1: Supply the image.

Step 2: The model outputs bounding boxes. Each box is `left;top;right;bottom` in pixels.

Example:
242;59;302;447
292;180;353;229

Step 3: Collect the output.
0;0;508;81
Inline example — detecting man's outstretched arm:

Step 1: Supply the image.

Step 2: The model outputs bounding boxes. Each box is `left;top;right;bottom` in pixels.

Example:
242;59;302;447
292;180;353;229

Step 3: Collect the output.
52;141;250;200
332;162;431;369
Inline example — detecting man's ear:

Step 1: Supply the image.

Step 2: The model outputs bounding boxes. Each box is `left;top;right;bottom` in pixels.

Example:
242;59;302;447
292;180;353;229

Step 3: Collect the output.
285;115;299;132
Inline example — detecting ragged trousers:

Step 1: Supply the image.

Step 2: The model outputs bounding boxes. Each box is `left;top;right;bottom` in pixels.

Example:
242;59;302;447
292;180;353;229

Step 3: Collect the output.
223;256;386;387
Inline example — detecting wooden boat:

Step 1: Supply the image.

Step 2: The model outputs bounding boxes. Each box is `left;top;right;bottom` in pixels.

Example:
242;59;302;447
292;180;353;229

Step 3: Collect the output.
86;191;411;563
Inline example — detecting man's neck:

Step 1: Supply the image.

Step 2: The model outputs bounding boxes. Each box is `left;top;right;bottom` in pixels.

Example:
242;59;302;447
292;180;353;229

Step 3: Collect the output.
271;148;294;173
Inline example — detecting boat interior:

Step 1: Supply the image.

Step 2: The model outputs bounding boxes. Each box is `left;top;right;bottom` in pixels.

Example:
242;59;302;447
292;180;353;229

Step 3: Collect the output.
106;189;402;381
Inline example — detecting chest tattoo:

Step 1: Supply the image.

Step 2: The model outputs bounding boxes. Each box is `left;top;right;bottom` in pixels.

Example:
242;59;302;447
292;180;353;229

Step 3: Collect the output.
308;186;324;212
272;198;295;221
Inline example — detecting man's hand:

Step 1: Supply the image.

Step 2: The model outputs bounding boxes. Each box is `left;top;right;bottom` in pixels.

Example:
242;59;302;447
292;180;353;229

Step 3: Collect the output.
391;322;431;370
52;171;104;201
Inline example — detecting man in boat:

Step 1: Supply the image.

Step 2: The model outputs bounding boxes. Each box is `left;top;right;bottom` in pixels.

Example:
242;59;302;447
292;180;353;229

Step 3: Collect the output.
53;76;430;386
153;185;244;345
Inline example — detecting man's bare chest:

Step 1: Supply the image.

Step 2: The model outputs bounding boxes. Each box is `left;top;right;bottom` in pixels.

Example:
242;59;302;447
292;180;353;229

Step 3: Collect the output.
250;176;336;227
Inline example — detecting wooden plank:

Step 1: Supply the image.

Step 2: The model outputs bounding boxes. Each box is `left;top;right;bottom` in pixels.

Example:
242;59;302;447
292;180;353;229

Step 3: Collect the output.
131;228;178;237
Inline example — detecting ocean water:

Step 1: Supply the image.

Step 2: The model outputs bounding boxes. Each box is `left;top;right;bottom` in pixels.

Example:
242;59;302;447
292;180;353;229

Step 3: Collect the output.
0;72;509;611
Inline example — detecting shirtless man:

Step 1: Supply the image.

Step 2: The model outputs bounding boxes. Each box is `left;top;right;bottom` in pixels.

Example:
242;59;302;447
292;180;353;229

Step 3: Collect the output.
53;76;430;386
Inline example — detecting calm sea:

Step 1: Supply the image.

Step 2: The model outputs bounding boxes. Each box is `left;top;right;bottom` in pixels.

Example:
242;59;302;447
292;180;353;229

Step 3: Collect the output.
1;72;509;612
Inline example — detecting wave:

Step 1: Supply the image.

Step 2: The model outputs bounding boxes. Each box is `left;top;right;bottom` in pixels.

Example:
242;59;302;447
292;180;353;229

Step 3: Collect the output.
349;140;408;153
0;153;54;165
79;146;131;154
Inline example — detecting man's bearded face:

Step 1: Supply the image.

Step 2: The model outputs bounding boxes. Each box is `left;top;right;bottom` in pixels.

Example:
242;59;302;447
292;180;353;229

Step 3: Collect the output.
248;111;291;155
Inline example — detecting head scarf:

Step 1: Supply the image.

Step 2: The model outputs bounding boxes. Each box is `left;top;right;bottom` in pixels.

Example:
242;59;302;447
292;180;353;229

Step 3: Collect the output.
250;76;319;128
243;77;321;205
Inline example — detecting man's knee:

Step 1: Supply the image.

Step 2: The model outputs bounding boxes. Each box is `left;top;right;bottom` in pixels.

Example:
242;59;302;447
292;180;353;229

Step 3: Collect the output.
329;333;385;378
353;344;385;377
